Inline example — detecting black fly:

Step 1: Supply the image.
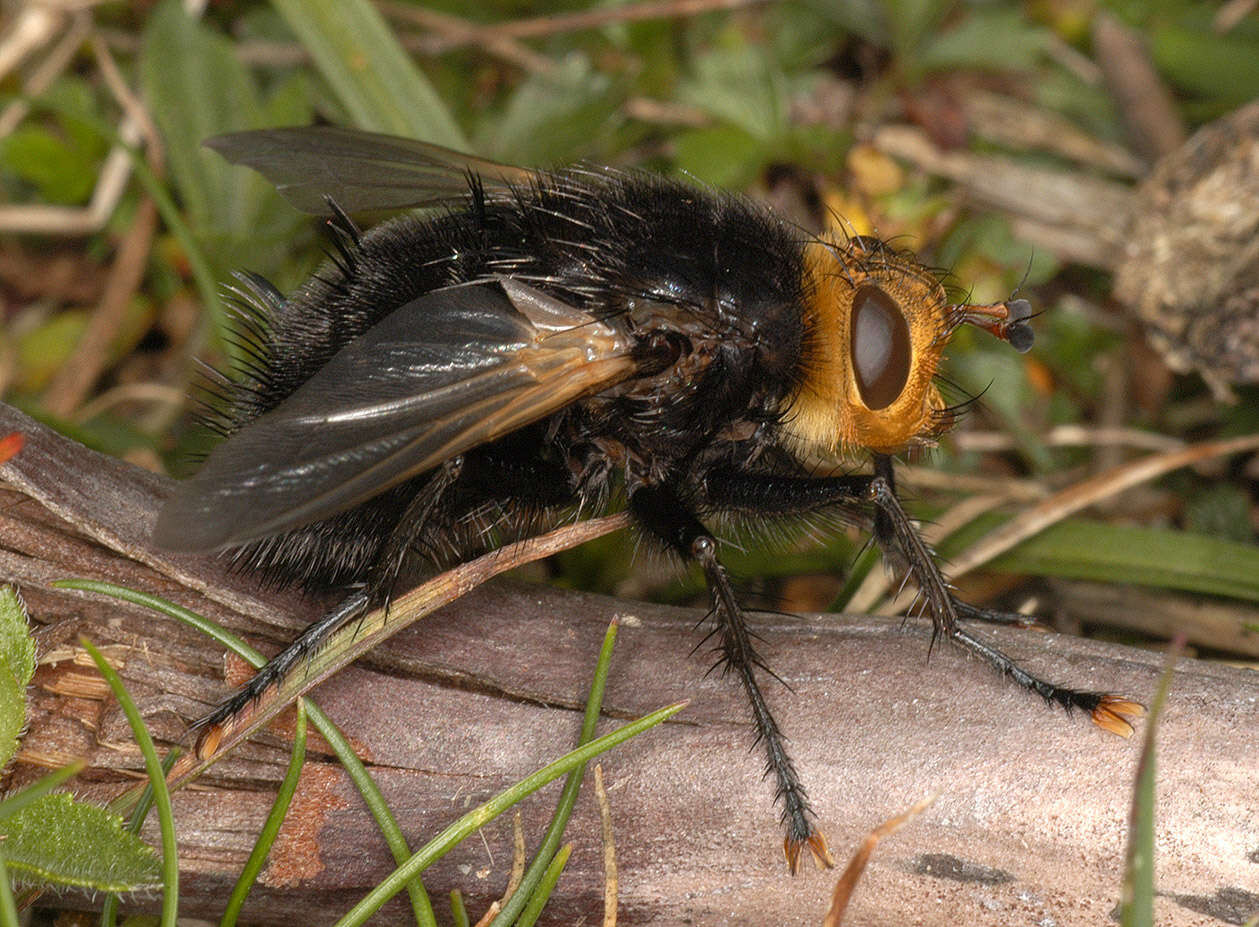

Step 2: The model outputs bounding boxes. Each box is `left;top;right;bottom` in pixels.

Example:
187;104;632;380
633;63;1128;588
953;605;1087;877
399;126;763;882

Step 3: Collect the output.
155;126;1142;870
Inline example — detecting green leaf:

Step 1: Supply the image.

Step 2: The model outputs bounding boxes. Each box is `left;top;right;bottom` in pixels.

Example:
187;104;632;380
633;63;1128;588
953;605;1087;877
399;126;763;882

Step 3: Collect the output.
917;8;1051;74
13;298;156;395
0;126;96;205
765;4;850;72
138;0;311;355
883;0;957;64
673;125;767;188
1183;484;1256;544
960;517;1259;603
474;56;620;165
0;665;23;780
803;0;891;46
263;68;317;129
0;587;34;770
1151;24;1259;106
0;588;34;697
0;793;160;893
1034;68;1126;143
677;43;787;141
945;338;1053;471
270;0;466;148
0;77;107;205
140;0;268;235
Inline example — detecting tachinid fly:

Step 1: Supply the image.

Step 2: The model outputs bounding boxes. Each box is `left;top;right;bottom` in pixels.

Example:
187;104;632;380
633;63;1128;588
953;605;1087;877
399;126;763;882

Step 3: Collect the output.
154;126;1143;871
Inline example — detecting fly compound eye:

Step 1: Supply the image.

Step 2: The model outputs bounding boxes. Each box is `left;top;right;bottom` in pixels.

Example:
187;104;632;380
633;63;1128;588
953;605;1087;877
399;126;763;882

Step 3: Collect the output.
850;284;911;410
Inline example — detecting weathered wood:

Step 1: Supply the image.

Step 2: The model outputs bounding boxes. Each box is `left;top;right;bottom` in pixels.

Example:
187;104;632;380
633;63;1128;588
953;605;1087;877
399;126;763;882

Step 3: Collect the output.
3;402;1256;926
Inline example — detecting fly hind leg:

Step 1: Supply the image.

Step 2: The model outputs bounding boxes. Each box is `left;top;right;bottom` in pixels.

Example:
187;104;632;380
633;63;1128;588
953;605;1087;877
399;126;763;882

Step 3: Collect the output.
191;587;373;742
193;457;465;748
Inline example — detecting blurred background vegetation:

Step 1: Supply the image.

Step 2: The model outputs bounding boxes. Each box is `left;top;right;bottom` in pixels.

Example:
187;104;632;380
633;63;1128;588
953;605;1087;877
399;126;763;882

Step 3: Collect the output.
2;0;1259;663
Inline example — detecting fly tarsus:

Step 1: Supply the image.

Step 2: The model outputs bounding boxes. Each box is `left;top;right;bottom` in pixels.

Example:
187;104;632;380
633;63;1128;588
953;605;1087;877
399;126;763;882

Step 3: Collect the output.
866;455;1145;738
950;625;1145;736
693;536;832;873
631;484;833;872
191;588;372;757
785;829;835;874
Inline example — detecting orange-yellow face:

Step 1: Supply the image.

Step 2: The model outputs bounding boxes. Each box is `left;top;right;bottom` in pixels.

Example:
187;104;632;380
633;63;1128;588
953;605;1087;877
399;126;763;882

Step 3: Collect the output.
781;236;955;457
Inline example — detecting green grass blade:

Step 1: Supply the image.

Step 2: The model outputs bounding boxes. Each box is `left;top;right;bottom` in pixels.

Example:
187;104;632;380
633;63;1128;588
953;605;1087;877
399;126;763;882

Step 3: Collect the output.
0;855;19;927
220;703;308;927
830;543;879;611
514;843;572;927
449;890;469;927
270;0;466;146
53;580;260;667
102;750;181;927
302;700;435;926
0;759;84;821
331;700;688;927
489;620;619;927
80;638;179;927
57;579;434;925
947;516;1259;602
120;750;183;835
140;0;263;234
1119;639;1180;927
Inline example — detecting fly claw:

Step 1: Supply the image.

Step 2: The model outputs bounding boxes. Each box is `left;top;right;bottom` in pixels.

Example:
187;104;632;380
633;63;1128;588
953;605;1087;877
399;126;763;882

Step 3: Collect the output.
1090;695;1147;738
785;829;836;874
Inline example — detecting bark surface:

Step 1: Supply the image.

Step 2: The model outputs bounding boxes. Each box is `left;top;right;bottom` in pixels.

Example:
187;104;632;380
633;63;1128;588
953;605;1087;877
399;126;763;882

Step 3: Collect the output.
3;402;1255;927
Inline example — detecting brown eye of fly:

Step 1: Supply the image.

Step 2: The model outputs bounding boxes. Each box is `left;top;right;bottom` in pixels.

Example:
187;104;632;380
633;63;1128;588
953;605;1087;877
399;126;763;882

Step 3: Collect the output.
850;284;911;409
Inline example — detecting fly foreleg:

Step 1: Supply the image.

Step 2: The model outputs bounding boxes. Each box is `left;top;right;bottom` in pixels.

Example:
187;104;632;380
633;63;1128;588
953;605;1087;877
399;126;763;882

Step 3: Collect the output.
629;483;833;873
706;461;1144;740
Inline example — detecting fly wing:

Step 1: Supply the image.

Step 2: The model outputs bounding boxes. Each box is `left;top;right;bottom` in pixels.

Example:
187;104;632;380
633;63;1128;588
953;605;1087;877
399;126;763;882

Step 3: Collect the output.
155;280;635;551
205;126;536;214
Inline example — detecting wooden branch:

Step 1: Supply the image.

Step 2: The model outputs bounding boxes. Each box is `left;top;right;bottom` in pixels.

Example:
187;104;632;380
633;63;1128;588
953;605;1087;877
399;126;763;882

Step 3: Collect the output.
1092;13;1187;164
3;402;1255;926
